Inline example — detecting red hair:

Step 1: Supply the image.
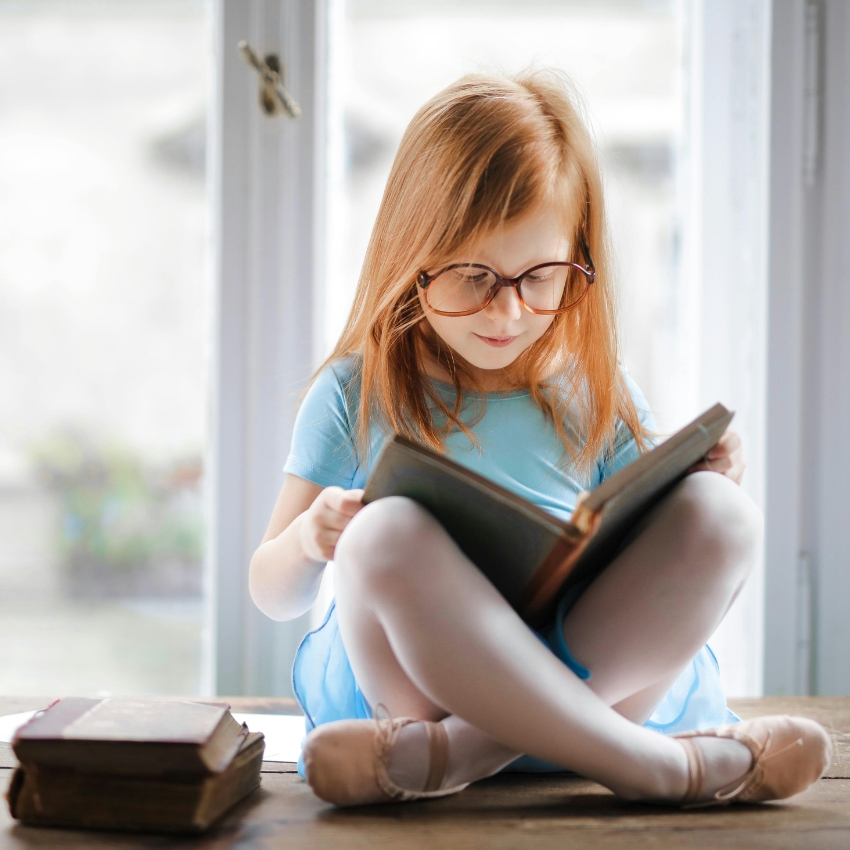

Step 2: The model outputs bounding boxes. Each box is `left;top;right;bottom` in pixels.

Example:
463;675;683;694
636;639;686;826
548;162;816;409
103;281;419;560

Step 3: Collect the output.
316;70;647;478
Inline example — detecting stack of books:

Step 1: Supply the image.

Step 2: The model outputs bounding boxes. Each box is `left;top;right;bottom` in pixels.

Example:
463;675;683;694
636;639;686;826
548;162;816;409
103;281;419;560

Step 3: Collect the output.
6;697;264;834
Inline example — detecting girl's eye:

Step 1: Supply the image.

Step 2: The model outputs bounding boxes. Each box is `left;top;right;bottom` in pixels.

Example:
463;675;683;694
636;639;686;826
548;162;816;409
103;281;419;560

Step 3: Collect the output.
453;270;489;284
525;270;554;283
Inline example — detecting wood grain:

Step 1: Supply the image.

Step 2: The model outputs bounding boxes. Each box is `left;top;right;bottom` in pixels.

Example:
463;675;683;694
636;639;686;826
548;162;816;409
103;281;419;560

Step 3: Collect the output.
0;696;848;848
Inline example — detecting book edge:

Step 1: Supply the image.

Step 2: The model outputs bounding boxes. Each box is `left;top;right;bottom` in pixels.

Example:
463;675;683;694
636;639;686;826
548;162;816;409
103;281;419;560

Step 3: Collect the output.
581;404;733;512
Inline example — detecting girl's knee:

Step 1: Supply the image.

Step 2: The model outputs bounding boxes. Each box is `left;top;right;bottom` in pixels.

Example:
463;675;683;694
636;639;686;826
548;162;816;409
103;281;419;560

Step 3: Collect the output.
671;472;763;575
335;496;439;584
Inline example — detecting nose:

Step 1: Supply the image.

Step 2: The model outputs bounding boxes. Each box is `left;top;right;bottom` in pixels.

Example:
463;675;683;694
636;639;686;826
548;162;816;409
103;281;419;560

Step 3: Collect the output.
484;283;523;321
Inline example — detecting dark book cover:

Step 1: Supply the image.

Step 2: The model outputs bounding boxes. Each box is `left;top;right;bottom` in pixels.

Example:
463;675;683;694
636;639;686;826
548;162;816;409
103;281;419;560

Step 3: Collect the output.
12;697;249;777
364;403;733;626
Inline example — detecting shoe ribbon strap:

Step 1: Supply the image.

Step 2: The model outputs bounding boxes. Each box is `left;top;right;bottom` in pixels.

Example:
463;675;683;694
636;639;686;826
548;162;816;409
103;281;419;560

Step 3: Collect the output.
423;721;449;793
678;737;705;805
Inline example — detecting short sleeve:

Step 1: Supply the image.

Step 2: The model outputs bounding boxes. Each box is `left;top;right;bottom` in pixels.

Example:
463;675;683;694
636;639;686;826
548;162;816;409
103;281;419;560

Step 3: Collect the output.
283;363;361;489
597;371;657;481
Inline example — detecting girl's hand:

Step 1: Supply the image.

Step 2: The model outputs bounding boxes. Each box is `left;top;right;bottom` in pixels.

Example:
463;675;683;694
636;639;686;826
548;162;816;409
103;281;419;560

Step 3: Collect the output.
299;487;365;562
690;428;746;485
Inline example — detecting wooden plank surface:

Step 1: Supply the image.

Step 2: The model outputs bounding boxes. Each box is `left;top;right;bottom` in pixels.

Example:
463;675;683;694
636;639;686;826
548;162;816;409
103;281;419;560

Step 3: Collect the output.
1;696;848;849
1;771;848;849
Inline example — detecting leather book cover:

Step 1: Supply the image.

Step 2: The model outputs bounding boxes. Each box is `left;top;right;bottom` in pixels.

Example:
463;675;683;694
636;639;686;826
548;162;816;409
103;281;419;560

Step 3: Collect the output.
12;698;249;777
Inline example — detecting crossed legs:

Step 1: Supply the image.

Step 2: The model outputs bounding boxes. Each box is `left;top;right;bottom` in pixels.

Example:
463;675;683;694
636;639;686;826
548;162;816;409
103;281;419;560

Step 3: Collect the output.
332;471;762;800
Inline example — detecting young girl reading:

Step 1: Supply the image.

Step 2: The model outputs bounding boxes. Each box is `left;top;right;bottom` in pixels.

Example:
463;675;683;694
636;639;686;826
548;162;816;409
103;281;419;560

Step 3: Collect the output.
249;71;830;807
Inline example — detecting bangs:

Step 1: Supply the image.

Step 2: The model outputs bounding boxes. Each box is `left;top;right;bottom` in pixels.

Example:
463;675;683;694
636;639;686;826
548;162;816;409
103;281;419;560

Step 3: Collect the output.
420;86;583;265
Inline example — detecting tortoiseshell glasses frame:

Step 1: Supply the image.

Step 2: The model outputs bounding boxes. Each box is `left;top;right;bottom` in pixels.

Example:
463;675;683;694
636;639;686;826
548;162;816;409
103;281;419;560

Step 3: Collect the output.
416;240;596;317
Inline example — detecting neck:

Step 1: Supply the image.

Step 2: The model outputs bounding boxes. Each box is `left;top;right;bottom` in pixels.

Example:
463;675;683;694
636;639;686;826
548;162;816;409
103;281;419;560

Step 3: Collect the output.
420;350;525;393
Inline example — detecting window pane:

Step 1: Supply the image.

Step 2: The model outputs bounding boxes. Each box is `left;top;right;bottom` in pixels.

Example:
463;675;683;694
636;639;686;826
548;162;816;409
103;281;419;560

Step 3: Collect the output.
0;1;210;695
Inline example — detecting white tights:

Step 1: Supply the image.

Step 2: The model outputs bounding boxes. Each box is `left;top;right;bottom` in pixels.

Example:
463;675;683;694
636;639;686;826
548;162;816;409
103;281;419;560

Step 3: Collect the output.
332;471;763;801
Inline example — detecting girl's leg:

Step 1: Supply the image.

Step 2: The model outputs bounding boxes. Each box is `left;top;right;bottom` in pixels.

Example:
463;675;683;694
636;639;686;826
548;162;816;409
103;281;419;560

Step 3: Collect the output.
561;471;760;709
332;472;762;800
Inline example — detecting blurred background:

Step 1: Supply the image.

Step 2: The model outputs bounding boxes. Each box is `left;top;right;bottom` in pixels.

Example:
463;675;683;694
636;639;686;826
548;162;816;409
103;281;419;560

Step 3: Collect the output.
6;0;845;703
0;0;690;698
0;0;210;695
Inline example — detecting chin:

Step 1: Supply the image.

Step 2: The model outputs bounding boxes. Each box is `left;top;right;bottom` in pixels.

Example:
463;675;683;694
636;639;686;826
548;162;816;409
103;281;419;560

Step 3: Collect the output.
463;349;522;371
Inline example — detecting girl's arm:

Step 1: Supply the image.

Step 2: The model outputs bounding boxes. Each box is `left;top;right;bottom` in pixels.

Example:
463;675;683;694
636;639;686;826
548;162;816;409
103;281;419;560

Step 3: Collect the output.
248;474;364;622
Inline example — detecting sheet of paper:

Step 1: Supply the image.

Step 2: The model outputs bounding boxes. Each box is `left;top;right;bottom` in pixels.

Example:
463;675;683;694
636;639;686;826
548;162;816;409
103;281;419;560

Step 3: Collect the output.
0;710;42;742
232;713;305;762
0;709;305;763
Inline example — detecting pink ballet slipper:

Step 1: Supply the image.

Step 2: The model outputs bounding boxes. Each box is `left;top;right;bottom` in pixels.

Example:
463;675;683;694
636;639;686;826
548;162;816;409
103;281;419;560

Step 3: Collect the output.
675;715;831;806
302;707;468;807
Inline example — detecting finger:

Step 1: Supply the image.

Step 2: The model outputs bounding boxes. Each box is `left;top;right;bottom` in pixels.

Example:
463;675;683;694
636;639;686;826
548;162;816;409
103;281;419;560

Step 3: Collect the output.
338;488;365;513
692;455;745;486
321;510;355;532
728;458;746;485
706;435;731;459
302;524;337;561
324;487;364;515
316;527;341;547
711;455;734;473
314;528;341;560
690;455;733;475
707;429;741;459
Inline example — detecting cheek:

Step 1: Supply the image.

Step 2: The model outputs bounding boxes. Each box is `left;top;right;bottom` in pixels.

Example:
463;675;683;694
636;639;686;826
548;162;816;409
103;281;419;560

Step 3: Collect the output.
425;313;474;350
526;314;557;343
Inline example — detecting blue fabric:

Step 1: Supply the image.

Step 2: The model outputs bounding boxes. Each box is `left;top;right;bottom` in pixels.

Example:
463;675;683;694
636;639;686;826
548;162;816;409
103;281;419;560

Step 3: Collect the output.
542;587;593;680
287;357;739;777
283;357;654;524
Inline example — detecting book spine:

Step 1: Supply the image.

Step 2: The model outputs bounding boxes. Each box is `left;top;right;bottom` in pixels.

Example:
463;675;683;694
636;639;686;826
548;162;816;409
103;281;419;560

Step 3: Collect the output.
520;511;601;626
519;529;585;626
569;496;597;534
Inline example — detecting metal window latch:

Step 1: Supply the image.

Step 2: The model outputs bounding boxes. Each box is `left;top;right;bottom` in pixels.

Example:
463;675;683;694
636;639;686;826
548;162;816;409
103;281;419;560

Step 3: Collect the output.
238;40;301;119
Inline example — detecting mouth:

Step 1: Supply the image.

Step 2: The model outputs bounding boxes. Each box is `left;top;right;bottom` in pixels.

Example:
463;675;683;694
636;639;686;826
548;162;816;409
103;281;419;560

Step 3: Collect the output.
474;333;518;348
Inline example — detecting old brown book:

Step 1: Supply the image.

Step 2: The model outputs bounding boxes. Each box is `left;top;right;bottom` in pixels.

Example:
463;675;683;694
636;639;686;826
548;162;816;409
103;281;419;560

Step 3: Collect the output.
7;732;264;833
364;403;733;627
11;697;249;777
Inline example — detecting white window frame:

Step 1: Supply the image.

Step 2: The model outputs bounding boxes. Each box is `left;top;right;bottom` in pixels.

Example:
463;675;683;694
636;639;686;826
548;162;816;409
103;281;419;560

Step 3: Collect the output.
206;0;329;696
764;0;850;696
681;0;772;698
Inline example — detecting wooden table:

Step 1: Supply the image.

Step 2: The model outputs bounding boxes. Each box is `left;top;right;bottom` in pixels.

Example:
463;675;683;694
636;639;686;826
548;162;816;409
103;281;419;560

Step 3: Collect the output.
1;696;848;849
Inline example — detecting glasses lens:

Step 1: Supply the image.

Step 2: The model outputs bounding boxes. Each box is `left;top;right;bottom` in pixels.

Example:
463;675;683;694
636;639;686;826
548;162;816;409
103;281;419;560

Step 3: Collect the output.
427;265;498;314
520;265;587;312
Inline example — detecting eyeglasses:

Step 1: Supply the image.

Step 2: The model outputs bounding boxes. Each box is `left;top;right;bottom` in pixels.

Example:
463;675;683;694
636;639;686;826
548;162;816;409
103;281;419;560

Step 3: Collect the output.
416;241;596;317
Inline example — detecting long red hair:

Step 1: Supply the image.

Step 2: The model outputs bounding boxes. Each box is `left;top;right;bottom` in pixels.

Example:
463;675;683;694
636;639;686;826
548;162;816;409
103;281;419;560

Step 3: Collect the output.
317;70;647;478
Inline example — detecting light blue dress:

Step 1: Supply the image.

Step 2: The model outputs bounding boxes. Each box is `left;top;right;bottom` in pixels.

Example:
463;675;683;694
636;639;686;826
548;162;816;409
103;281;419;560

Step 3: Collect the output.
285;358;738;776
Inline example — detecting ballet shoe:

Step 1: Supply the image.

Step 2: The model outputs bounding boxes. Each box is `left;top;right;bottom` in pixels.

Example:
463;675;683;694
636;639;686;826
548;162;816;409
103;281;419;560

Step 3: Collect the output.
302;706;469;806
674;715;831;806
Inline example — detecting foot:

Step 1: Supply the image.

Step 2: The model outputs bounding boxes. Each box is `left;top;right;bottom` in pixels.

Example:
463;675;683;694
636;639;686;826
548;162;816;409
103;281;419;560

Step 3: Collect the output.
387;715;519;791
302;713;468;806
385;720;432;791
675;715;831;806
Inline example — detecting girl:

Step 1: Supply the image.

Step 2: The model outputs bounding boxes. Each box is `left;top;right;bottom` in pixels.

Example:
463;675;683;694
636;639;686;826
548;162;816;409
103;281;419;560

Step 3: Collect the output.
249;71;829;807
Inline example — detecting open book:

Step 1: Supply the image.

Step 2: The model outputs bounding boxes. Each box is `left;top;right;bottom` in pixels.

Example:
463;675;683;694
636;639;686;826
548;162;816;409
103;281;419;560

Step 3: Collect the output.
363;404;733;627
